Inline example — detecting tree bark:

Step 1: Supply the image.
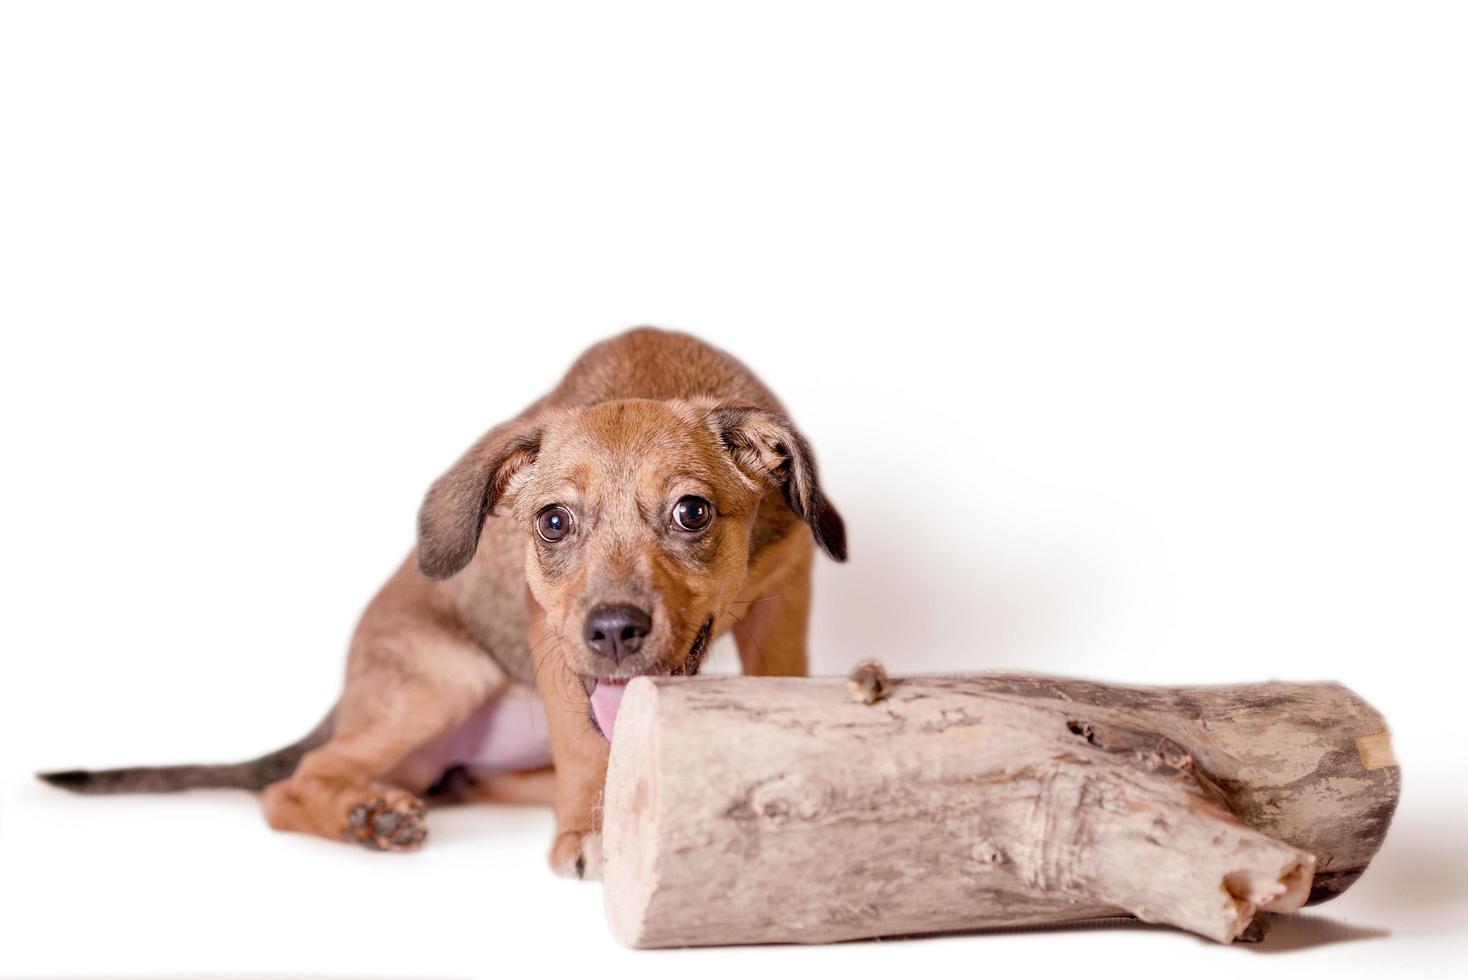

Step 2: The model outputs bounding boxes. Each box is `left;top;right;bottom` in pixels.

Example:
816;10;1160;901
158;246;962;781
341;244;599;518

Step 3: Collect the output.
602;672;1398;948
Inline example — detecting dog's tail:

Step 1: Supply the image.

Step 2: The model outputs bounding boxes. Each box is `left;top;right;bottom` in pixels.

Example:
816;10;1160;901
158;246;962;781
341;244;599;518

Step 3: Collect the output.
36;709;335;795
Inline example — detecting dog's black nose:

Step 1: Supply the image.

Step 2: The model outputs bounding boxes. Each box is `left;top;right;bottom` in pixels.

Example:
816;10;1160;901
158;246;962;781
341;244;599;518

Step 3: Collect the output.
583;604;652;662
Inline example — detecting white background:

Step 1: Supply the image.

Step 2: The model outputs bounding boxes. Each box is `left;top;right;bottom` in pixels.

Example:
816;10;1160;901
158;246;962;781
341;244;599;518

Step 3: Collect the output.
2;1;1464;977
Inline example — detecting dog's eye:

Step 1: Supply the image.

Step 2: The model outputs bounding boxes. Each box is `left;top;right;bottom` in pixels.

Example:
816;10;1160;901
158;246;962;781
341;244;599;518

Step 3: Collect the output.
672;496;714;532
535;505;574;542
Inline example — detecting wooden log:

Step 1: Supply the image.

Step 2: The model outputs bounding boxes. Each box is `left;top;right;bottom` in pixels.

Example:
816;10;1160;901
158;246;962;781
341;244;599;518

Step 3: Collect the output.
602;671;1398;948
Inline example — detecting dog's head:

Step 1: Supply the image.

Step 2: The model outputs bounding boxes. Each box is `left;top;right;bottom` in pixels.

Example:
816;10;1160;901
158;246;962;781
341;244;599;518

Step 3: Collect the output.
416;398;845;736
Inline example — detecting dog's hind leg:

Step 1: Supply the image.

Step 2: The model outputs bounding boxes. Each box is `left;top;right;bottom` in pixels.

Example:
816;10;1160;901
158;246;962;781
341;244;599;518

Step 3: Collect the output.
260;606;507;851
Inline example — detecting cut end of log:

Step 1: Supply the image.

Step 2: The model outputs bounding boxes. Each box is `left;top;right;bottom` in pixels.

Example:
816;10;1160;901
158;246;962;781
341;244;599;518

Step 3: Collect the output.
603;676;662;948
1355;730;1396;770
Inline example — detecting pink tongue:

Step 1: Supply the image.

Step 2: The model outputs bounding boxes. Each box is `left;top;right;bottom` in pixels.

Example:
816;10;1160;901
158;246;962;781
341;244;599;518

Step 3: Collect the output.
590;680;628;740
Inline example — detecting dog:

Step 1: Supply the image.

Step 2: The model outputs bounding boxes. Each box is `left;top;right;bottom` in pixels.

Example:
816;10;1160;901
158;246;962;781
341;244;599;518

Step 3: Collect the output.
40;327;846;878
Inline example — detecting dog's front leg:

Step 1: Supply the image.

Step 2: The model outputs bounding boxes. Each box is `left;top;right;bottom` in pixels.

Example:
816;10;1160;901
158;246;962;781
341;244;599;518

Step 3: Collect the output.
529;602;610;879
731;533;814;678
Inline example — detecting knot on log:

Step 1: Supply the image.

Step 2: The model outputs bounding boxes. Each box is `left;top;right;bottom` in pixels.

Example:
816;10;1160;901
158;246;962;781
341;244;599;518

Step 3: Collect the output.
729;774;833;825
967;838;1007;871
847;659;892;703
1066;718;1210;789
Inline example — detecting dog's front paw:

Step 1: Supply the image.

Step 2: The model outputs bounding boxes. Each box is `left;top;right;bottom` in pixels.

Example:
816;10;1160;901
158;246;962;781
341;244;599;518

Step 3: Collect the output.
550;828;603;880
343;790;428;852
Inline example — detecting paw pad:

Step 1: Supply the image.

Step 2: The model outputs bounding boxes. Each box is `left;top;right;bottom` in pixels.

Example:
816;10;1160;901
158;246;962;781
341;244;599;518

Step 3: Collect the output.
344;796;427;851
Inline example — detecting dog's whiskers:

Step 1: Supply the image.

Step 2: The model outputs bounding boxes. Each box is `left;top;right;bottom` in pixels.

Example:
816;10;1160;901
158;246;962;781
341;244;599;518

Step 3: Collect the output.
519;627;563;681
524;630;583;710
729;591;785;607
726;607;770;674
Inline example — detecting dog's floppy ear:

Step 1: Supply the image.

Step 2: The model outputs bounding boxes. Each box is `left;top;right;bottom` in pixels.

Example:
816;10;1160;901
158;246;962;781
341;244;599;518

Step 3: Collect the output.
706;405;847;562
417;421;541;580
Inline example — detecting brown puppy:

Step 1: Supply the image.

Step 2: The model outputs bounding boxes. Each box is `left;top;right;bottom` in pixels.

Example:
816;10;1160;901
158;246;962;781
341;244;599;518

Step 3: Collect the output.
40;327;846;877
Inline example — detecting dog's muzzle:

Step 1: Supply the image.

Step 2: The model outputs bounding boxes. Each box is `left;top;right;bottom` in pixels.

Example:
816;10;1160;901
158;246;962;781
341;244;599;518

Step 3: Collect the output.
583;617;713;740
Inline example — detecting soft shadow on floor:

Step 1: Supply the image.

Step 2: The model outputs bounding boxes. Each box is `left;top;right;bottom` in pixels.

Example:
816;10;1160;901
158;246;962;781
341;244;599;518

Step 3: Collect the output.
1244;913;1390;953
1351;818;1468;919
989;913;1391;952
1284;809;1468;942
871;913;1388;951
